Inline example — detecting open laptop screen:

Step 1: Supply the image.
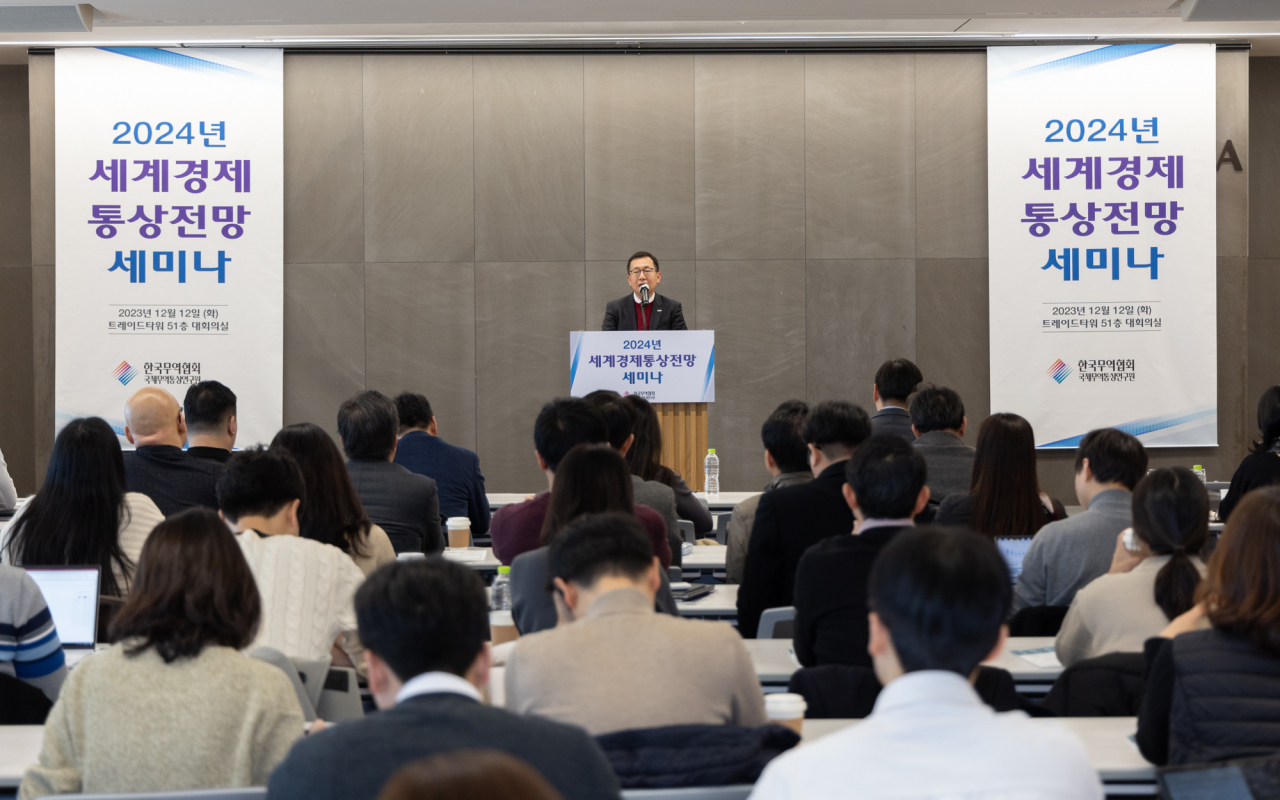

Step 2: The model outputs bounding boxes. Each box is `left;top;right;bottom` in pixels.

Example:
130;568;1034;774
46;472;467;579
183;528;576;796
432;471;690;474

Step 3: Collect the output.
25;567;100;648
994;537;1034;585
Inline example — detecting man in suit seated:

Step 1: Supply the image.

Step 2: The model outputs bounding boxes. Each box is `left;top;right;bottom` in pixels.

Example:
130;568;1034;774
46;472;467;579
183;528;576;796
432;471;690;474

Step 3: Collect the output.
392;392;490;540
909;383;976;506
340;391;442;554
267;558;621;800
737;400;872;638
182;380;238;464
504;513;766;736
601;252;688;331
122;386;224;516
869;359;922;442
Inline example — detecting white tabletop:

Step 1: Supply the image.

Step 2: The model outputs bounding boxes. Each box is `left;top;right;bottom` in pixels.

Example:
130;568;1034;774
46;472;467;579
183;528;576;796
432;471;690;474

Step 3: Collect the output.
985;636;1064;684
0;725;42;788
680;544;727;572
744;638;801;684
693;491;760;511
676;584;738;617
436;547;502;572
486;493;537;509
802;717;1152;783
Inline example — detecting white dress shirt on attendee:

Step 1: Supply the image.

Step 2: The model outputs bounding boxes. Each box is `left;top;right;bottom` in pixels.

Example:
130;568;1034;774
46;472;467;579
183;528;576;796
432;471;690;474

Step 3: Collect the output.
749;670;1103;800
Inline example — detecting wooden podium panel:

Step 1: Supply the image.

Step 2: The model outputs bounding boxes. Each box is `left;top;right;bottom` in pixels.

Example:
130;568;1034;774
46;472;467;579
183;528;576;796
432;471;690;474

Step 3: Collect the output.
657;402;708;492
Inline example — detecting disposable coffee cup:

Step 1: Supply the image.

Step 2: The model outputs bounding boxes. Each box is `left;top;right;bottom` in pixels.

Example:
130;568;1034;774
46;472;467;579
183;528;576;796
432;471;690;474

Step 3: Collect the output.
446;517;471;549
765;693;807;736
489;610;518;645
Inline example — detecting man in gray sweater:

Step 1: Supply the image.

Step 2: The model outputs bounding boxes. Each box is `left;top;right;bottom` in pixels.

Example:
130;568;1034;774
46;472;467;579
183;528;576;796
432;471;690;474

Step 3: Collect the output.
909;384;976;506
1013;428;1148;612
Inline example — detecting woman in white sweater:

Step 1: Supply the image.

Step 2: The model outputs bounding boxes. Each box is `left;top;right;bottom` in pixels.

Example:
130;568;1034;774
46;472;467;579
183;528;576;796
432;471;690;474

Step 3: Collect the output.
1056;467;1209;666
19;507;303;799
1;417;163;596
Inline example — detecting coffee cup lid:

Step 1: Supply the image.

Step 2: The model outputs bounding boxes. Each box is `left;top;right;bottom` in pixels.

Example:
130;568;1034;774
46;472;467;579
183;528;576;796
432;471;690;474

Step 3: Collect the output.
489;610;514;626
446;517;470;529
764;692;807;718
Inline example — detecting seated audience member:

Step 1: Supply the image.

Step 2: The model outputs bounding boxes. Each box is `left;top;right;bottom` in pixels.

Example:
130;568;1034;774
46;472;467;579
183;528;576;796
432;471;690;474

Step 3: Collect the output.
589;393;683;553
750;528;1102;799
272;423;396;577
506;513;766;735
908;383;975;504
1219;385;1280;521
793;435;930;668
0;563;67;704
935;413;1067;534
341;391;442;554
738;400;871;638
489;398;606;565
19;508;303;799
266;558;622;800
869;359;922;442
620;393;712;537
511;445;675;634
183;380;237;464
1014;428;1147;613
1137;487;1280;766
726;400;812;584
217;447;365;665
1057;468;1208;667
0;446;15;510
2;417;163;596
392;392;491;540
376;751;564;800
121;386;224;516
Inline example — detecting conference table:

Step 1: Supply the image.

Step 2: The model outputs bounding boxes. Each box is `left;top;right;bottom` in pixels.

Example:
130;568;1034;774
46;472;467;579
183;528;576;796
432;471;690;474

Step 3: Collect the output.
676;583;738;618
487;491;760;514
0;726;41;789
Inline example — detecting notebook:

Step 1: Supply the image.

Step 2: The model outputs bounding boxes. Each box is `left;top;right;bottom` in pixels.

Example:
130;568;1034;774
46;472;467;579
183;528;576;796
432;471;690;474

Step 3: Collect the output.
25;566;101;667
995;537;1034;584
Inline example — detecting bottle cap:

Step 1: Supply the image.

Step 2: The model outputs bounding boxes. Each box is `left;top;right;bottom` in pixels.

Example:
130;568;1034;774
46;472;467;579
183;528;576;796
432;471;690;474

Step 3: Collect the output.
1193;465;1203;470
708;448;716;454
498;565;510;575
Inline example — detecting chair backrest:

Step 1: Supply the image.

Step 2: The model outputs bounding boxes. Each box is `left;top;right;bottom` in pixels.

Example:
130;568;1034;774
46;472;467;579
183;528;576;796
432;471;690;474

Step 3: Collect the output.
315;666;365;722
756;606;795;639
677;520;696;544
1159;753;1280;800
73;789;268;800
0;671;53;724
622;788;754;800
787;664;881;719
1041;651;1147;717
713;513;731;545
1007;605;1071;637
247;647;317;721
291;656;333;711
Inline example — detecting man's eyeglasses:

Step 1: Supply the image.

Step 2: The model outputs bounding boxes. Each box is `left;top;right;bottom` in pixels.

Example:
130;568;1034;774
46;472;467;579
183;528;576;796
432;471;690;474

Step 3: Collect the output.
628;268;657;277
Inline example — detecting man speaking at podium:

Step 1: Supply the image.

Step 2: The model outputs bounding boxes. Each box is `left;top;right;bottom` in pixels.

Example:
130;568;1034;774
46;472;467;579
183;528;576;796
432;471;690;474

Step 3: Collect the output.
601;251;688;331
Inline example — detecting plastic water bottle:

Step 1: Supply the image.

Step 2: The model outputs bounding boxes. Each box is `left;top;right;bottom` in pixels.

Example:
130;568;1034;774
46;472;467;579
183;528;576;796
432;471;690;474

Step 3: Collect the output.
1192;465;1207;484
491;566;512;611
704;448;720;500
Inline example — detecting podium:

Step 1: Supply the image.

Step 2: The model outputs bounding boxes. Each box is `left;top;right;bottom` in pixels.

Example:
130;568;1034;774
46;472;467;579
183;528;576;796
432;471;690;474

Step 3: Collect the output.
570;331;715;492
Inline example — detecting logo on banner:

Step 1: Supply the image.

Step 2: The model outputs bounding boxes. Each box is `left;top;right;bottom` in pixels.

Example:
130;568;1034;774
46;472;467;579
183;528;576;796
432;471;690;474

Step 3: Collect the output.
1046;359;1072;384
112;360;138;386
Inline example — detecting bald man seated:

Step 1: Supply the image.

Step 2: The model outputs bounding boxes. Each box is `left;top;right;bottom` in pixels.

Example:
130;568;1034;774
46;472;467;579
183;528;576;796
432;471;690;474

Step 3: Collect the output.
121;387;225;517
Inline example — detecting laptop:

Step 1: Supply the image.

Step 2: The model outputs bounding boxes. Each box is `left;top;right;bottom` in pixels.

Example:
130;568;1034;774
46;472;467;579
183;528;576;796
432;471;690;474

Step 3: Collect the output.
25;566;101;667
994;537;1034;584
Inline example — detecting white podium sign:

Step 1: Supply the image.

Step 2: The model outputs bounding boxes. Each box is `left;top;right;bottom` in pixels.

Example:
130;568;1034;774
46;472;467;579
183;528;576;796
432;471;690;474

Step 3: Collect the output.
569;331;715;402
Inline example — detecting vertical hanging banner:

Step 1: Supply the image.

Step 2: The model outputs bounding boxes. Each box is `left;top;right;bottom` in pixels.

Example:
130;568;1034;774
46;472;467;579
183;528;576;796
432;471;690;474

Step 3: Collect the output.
55;48;283;446
988;44;1217;448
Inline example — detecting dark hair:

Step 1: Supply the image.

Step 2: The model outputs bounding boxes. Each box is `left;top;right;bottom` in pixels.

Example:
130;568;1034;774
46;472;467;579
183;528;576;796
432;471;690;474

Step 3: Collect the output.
874;359;923;404
4;418;134;596
868;527;1011;675
620;394;678;486
844;435;927;519
1131;468;1209;621
908;383;965;434
969;413;1050;539
338;390;400;461
549;512;654;588
394;392;435;431
533;398;607;472
541;445;635;543
1252;385;1280;454
216;446;306;523
801;400;872;460
1201;487;1280;656
1073;428;1148;490
376;751;564;800
271;423;371;558
626;251;660;273
584;390;634;451
356;558;488;680
109;508;260;663
761;400;810;474
182;380;237;434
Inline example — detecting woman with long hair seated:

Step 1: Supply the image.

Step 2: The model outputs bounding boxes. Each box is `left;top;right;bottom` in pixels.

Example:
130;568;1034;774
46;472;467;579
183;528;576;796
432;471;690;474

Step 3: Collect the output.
19;508;303;799
1055;468;1208;666
620;394;714;535
935;412;1066;536
272;422;396;577
1218;385;1280;521
2;417;164;596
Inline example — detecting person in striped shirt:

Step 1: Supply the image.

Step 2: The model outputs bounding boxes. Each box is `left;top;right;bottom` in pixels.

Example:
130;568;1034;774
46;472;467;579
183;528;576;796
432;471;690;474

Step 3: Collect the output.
0;563;67;702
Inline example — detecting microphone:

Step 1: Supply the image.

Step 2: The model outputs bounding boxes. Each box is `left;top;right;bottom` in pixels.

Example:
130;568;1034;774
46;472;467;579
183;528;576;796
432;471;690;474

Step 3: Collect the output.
639;285;651;330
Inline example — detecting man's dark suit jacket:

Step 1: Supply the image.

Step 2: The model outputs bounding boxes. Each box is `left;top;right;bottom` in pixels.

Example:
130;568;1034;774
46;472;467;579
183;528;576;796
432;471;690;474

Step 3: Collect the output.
393;431;491;536
267;692;622;800
185;446;232;464
792;524;911;668
122;445;223;517
601;293;688;331
736;463;855;639
345;459;442;554
870;406;915;443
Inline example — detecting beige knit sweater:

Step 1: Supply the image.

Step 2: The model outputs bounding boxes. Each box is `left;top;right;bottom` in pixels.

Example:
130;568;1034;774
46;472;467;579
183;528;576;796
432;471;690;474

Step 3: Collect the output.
19;642;304;799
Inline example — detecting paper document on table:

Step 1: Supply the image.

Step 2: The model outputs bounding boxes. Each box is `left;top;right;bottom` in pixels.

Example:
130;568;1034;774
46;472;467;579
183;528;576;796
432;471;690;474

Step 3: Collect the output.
1011;646;1062;669
441;549;489;563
